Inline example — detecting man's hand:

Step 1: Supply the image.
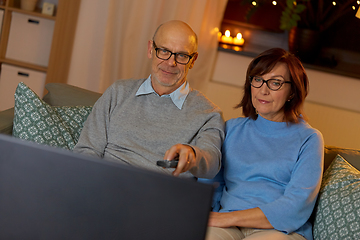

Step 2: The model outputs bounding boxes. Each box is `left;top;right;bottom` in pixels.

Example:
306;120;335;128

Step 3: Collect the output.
164;144;196;177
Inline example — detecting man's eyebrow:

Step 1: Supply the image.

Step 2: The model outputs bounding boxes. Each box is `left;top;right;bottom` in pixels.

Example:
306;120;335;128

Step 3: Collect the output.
157;46;191;55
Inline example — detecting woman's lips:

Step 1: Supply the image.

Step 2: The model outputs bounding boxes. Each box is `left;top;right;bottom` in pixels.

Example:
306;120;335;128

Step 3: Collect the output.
258;99;270;104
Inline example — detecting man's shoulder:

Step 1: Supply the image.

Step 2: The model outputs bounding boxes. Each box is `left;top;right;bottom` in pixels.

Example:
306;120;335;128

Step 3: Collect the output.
101;78;146;100
187;89;221;111
111;78;146;89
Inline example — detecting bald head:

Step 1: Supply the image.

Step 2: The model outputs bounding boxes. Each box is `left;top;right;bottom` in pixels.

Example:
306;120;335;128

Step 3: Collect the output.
153;20;198;52
147;20;199;95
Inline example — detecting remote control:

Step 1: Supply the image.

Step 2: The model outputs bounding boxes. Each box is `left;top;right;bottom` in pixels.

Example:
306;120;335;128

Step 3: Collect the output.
156;160;179;168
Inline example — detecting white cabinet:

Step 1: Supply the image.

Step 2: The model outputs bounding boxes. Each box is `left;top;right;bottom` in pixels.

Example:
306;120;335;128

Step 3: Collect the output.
0;64;46;110
0;0;81;110
6;12;54;67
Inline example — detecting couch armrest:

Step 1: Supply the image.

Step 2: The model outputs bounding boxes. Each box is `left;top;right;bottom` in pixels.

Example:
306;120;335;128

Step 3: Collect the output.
0;108;14;135
324;145;360;171
43;83;102;106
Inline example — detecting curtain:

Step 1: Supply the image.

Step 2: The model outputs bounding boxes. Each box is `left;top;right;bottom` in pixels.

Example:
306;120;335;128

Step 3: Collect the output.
67;0;228;93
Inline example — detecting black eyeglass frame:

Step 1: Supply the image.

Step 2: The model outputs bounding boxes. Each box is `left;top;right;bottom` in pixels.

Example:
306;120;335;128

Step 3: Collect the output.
250;76;292;91
152;41;196;65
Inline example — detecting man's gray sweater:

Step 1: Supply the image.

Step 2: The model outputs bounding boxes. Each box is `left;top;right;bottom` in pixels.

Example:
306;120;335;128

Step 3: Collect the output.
74;78;225;178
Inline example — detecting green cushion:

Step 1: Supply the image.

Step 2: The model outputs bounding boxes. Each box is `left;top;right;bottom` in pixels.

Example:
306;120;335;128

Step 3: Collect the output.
12;82;93;150
313;154;360;240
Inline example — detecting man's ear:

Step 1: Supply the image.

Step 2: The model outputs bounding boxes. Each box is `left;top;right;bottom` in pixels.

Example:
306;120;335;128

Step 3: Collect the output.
147;40;153;59
188;52;198;69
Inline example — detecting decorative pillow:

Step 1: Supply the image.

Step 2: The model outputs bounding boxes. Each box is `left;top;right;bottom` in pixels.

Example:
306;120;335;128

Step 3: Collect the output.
313;154;360;240
12;82;93;150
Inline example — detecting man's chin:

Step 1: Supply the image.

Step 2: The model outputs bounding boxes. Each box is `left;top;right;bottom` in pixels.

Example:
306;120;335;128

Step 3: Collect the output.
155;77;179;88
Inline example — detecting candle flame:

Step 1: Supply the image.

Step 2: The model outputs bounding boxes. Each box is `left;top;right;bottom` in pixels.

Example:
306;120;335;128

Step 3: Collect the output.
225;30;231;37
236;33;242;40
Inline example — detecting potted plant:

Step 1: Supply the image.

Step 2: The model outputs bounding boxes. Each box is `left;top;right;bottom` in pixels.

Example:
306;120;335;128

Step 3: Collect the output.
281;0;358;62
241;0;358;61
280;0;357;31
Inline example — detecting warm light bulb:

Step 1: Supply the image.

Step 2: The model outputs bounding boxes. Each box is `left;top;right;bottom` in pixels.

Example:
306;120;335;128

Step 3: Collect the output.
225;30;231;37
357;0;360;4
252;1;257;6
353;5;356;10
272;1;277;5
332;1;336;6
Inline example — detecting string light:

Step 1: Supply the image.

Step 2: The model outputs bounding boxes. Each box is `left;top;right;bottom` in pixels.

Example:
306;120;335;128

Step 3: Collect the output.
332;1;336;6
272;1;277;5
252;1;257;6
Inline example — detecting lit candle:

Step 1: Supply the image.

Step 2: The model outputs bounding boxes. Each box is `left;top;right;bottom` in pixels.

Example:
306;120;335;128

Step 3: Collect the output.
233;33;245;46
217;31;222;41
220;30;233;44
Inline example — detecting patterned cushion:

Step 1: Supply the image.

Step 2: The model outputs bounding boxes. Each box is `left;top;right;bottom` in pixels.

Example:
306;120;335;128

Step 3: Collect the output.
12;82;93;150
313;154;360;240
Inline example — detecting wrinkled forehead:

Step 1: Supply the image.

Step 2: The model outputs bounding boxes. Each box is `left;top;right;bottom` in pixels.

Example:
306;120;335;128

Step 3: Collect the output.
252;61;290;79
154;23;198;53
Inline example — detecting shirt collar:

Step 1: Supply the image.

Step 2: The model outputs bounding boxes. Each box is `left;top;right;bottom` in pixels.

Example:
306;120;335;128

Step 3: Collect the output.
136;75;190;109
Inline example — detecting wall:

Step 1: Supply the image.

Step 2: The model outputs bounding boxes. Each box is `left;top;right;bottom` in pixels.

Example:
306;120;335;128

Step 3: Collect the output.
202;51;360;150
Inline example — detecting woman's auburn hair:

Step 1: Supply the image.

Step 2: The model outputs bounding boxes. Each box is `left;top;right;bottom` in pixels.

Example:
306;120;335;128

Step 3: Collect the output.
236;48;309;123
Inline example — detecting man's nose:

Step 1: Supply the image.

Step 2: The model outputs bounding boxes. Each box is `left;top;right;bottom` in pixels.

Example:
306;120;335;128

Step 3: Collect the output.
166;53;177;66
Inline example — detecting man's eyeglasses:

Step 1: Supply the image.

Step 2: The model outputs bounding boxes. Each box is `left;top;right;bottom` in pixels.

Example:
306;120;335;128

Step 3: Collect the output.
250;76;291;91
152;41;195;65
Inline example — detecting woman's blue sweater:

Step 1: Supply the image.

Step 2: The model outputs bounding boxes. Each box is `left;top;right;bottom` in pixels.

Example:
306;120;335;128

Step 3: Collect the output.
199;115;324;240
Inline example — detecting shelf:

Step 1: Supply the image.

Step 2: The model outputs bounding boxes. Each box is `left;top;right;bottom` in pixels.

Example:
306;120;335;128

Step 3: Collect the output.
0;0;81;85
0;58;47;72
6;6;56;20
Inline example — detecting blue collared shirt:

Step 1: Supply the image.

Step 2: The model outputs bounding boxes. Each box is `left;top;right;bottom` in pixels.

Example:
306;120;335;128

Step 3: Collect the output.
135;75;190;110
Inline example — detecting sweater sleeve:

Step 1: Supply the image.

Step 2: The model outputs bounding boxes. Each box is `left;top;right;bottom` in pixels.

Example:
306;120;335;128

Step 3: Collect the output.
73;84;116;158
259;130;324;234
188;109;225;179
198;165;225;211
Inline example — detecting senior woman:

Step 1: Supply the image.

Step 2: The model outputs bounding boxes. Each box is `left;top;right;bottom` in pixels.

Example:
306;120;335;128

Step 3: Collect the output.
200;48;324;240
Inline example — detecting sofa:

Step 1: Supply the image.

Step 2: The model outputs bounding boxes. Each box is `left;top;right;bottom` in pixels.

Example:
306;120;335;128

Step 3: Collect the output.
1;82;360;239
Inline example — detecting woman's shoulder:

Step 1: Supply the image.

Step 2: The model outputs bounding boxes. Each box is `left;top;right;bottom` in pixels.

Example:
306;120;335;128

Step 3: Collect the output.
225;117;250;130
295;120;324;147
298;120;323;137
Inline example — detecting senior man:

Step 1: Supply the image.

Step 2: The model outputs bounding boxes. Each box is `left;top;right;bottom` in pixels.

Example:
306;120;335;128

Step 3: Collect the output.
74;20;224;178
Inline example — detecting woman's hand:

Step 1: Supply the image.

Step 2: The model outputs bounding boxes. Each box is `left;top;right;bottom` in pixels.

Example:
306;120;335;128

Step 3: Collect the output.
208;208;273;229
208;211;238;228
